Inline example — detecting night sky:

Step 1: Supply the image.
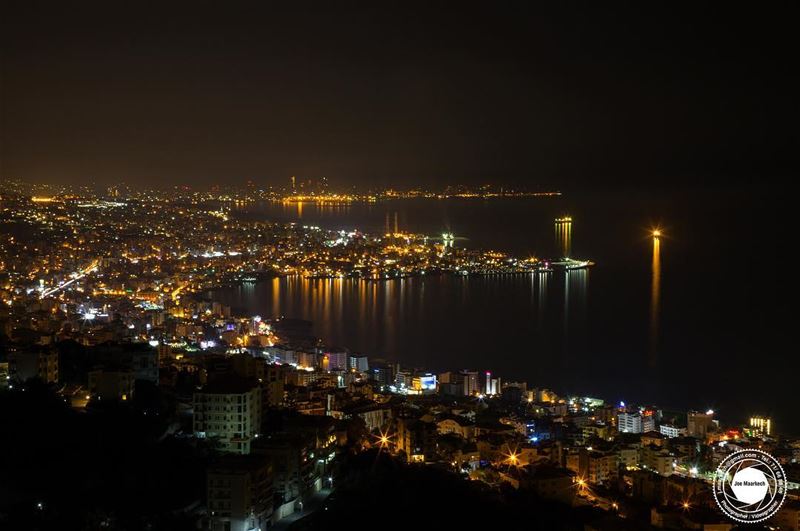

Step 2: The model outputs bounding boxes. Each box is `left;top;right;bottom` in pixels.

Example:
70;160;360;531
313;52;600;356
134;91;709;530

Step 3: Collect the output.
2;2;797;189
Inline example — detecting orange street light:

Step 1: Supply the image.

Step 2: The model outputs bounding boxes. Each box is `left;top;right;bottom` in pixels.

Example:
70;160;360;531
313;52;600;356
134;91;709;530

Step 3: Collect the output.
375;430;392;449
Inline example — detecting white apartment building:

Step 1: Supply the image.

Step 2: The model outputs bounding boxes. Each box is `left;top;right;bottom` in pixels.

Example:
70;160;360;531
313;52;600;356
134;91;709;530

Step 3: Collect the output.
617;412;643;434
194;377;261;455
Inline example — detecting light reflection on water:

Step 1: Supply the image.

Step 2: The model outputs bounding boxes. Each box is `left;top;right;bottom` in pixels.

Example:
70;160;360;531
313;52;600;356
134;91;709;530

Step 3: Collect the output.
649;235;661;368
217;195;797;433
555;218;572;257
220;200;623;398
211;271;589;373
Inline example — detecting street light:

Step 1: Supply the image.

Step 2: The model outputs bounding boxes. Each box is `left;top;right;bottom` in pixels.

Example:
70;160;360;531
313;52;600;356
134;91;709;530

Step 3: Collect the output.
376;430;392;450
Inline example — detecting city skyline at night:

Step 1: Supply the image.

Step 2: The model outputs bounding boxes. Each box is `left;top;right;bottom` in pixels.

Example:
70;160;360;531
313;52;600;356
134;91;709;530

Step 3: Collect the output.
2;3;798;531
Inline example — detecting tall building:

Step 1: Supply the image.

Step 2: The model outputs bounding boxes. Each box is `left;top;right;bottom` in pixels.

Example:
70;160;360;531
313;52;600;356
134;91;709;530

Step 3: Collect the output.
487;376;501;396
618;412;643;434
394;369;412;390
253;432;319;515
132;349;159;383
749;416;772;436
370;363;394;388
642;408;657;433
324;349;348;371
396;416;437;463
266;344;296;365
437;371;464;396
482;371;502;395
263;364;290;407
348;355;369;372
461;370;479;396
207;455;274;531
296;350;317;369
8;348;58;384
194;376;262;455
687;410;715;439
438;371;458;384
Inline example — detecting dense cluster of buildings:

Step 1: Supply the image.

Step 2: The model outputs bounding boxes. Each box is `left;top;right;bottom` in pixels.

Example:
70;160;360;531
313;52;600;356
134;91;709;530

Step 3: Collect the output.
3;290;800;530
2;184;799;530
0;183;564;307
1;178;559;206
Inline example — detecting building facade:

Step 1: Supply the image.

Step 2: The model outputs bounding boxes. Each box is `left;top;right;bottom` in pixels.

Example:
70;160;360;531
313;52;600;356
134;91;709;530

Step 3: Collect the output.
9;348;59;384
618;412;643;434
194;377;262;455
207;456;273;531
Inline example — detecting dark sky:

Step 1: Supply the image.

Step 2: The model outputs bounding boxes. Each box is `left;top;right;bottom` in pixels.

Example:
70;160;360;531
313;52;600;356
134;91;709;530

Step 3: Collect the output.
1;2;797;189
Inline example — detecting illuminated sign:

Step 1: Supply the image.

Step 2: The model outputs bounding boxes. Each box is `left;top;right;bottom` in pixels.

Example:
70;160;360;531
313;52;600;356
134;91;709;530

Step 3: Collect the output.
416;374;437;390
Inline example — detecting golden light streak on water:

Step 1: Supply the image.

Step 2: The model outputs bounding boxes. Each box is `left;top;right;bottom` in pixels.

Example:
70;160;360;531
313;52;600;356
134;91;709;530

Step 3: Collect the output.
272;276;281;315
537;272;548;333
649;235;661;368
554;218;572;258
555;221;560;256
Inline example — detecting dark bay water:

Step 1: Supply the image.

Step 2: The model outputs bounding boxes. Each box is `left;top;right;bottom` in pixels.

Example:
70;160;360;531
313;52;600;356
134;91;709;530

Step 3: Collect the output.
210;189;796;433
